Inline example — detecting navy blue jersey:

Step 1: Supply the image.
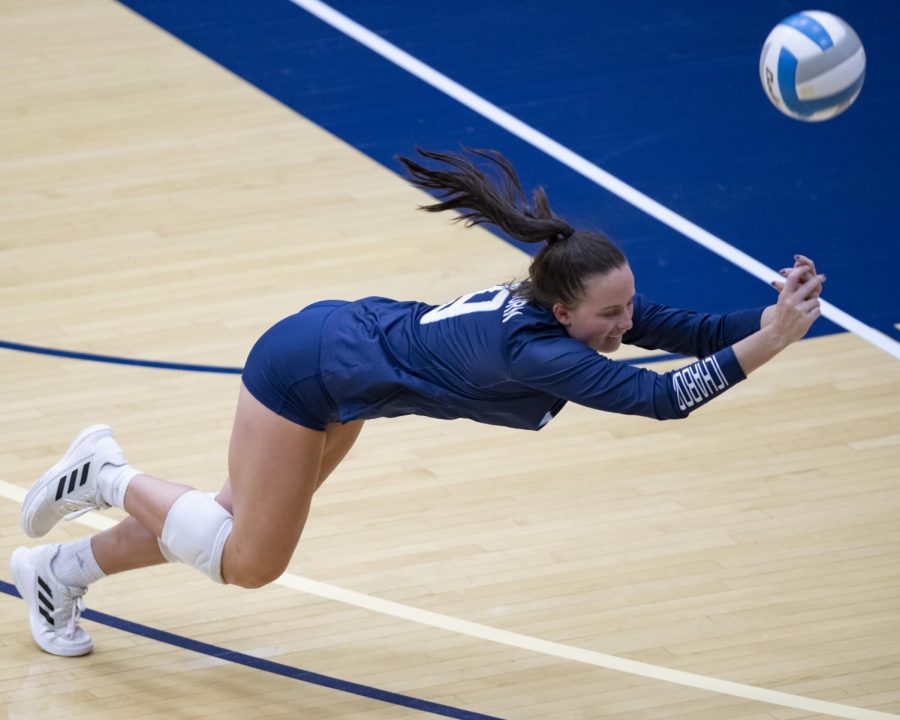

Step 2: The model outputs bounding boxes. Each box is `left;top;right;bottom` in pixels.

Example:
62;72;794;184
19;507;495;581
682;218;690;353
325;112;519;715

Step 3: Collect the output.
318;287;763;430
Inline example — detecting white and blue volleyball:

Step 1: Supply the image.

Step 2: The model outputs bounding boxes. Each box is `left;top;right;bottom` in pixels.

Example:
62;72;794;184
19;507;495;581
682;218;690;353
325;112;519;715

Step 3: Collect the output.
760;11;865;122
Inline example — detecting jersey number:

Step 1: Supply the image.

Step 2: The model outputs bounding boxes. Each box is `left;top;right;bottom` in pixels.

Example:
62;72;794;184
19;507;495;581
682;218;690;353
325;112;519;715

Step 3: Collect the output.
419;286;510;325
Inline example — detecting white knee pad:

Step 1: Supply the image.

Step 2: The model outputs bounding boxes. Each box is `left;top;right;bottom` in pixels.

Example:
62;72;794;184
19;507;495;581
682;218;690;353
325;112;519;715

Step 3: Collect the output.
157;491;220;563
161;490;233;584
157;537;179;563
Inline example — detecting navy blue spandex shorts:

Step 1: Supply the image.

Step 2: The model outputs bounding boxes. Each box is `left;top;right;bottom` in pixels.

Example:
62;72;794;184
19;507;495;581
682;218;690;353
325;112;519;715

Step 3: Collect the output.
242;300;348;431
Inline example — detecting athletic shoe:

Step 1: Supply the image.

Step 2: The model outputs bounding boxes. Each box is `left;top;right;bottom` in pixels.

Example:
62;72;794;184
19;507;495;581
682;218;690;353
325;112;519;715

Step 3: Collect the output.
21;424;124;538
10;544;93;657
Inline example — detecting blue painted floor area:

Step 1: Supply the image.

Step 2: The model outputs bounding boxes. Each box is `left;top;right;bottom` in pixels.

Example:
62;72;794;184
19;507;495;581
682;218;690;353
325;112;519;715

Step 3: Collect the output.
116;0;899;340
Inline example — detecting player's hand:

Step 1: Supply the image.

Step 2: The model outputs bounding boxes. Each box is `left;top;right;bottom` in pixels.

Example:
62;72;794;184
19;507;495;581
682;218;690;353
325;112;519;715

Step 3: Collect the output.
769;266;823;344
770;254;825;298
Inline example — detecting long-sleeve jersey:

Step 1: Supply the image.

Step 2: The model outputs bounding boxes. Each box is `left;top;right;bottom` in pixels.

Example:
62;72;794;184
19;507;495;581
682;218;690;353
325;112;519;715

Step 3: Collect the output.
317;286;763;430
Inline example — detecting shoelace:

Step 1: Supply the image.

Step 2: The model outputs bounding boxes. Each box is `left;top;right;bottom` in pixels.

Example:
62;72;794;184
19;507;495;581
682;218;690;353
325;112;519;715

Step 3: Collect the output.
63;595;86;639
63;506;98;522
57;461;120;522
60;490;110;522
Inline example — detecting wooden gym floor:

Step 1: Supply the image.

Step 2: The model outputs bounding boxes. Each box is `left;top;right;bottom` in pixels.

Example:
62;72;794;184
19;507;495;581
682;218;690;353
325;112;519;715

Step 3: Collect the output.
1;1;898;718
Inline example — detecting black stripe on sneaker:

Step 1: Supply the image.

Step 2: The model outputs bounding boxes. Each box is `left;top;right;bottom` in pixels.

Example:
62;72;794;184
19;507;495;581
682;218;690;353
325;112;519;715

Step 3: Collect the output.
55;477;67;501
66;469;78;494
79;461;91;487
37;576;53;597
38;585;55;626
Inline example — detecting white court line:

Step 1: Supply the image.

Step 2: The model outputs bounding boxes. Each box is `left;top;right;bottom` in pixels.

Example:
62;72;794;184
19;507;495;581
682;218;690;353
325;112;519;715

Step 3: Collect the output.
2;7;895;714
289;0;900;362
0;480;895;720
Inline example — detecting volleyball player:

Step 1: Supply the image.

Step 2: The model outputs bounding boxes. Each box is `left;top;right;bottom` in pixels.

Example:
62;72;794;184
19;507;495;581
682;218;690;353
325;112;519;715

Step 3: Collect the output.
11;148;824;656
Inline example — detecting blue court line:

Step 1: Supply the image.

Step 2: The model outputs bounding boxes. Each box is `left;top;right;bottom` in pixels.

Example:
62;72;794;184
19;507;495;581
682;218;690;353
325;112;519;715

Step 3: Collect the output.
0;338;680;372
0;340;242;375
0;578;504;720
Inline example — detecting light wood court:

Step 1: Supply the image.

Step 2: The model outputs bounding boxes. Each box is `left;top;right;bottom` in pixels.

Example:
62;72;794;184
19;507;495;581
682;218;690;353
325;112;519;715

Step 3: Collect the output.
1;1;899;718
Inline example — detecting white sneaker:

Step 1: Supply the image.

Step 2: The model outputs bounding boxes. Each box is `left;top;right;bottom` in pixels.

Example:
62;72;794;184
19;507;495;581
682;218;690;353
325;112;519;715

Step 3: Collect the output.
21;424;125;538
11;544;93;657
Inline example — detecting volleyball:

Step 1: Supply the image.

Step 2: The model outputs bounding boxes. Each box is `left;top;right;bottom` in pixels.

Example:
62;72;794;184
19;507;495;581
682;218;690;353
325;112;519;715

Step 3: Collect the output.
759;11;865;122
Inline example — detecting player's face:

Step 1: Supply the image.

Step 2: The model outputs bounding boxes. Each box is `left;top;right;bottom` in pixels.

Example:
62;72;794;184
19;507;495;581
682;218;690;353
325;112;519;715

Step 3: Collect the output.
553;265;635;353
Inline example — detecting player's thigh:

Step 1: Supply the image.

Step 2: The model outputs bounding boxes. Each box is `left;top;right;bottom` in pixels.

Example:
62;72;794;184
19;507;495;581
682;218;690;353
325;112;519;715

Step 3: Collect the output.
317;420;364;489
225;383;326;572
217;419;364;506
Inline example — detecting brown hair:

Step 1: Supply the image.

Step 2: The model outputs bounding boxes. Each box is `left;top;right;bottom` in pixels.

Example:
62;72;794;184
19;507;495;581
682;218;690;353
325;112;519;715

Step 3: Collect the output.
399;147;627;309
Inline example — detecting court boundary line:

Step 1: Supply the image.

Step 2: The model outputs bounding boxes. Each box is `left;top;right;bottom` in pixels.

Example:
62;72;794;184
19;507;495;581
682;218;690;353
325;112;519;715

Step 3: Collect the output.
0;579;502;720
4;4;895;717
286;0;900;362
0;482;895;720
0;338;683;372
0;340;242;374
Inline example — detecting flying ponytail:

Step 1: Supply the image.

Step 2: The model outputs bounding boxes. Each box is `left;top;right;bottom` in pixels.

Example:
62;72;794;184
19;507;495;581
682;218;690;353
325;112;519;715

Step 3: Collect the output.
398;147;574;245
399;147;627;309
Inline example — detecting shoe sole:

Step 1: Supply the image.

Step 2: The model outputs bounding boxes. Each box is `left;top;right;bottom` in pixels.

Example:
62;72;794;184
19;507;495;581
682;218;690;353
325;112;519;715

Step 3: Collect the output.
21;424;113;538
10;547;92;657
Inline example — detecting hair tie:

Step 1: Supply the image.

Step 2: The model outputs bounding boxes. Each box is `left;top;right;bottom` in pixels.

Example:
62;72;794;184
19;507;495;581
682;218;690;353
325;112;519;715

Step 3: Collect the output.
550;228;574;244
